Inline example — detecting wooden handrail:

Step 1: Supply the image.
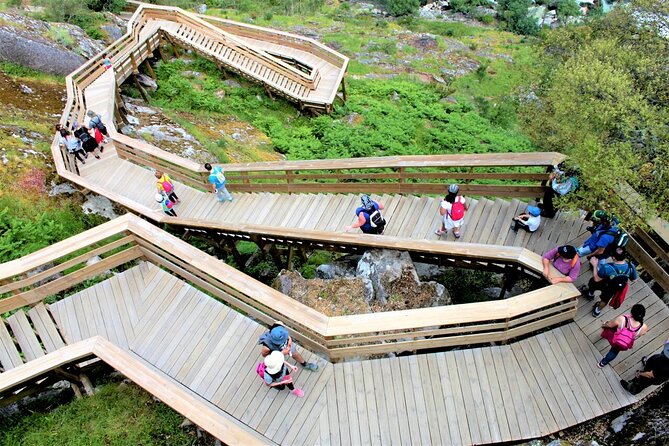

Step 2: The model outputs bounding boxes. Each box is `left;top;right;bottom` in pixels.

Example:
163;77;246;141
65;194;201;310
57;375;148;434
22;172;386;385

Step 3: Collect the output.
0;214;579;359
0;337;274;445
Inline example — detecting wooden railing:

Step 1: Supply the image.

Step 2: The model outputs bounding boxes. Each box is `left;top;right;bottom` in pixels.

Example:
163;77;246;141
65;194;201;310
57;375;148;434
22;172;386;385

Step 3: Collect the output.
0;215;580;361
0;337;273;445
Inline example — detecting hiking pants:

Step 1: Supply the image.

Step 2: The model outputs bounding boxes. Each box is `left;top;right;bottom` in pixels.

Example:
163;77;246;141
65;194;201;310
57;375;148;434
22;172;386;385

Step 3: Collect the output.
587;278;614;304
512;220;533;232
601;347;620;366
215;183;232;201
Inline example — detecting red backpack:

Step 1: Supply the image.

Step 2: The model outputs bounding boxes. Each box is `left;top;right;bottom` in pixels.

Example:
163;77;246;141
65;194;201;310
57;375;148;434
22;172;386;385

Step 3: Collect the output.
450;197;465;220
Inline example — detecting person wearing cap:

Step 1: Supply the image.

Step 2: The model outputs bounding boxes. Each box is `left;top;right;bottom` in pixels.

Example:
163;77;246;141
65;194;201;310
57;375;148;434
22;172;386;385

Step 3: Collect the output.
620;338;669;395
155;193;177;217
344;194;385;234
576;214;617;261
510;205;541;233
542;245;581;284
435;184;468;238
262;350;304;397
583;247;638;317
258;322;318;371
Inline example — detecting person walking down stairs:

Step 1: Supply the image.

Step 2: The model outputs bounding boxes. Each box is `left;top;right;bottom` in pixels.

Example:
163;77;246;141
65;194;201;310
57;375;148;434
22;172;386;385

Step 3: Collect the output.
599;304;647;368
205;163;233;203
258;322;318;372
435;184;468;239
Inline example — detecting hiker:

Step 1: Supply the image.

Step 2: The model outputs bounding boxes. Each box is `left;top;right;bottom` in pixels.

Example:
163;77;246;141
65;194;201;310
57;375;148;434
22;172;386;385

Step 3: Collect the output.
86;110;109;144
345;194;386;234
599;304;648;368
538;165;577;218
204;163;233;202
541;245;580;284
155;193;177;217
576;214;617;265
58;128;87;164
510;205;541;233
583;247;638;317
102;53;112;71
74;125;101;160
155;170;179;204
258;322;318;372
435;184;468;238
260;350;304;397
620;339;669;395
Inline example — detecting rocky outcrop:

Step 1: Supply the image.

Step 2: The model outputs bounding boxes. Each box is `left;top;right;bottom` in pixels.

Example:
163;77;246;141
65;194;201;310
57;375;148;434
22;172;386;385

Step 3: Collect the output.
0;12;104;76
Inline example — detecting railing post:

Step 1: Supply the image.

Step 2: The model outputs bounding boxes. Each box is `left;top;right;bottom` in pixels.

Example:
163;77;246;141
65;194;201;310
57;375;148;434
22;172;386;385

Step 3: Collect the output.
286;170;294;194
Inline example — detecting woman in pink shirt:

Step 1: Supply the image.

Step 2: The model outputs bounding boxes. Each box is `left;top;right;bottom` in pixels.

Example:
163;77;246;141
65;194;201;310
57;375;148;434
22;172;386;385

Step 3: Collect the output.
542;245;581;284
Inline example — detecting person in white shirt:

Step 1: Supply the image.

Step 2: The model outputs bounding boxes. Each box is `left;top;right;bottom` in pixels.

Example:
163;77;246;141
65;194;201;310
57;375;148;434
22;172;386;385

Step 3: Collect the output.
511;205;541;233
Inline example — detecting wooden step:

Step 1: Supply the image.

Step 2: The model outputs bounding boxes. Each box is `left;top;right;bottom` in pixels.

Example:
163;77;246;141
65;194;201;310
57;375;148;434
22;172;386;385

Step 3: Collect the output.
6;311;44;362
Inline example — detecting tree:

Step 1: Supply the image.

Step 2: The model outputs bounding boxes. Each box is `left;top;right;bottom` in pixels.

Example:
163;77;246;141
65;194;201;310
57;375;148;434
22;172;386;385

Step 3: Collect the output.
521;0;669;225
555;0;581;22
385;0;420;17
497;0;539;35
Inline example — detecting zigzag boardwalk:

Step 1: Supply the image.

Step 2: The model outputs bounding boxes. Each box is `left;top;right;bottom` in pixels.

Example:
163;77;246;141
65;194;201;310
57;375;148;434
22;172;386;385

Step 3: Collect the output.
33;262;658;444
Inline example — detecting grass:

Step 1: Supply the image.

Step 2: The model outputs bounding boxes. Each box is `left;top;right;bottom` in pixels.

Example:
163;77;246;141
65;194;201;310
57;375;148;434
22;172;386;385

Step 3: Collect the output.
0;382;196;446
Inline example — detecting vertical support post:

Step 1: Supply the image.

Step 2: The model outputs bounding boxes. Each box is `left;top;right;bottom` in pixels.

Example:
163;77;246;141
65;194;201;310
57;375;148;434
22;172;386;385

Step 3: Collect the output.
286;170;294;194
287;246;295;271
144;59;156;79
341;75;347;101
225;239;245;271
132;74;150;103
398;167;406;194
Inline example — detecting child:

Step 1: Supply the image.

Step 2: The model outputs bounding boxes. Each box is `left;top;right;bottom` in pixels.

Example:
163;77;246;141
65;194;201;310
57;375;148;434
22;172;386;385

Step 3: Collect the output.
511;205;541;233
261;351;304;397
435;184;467;238
155;193;177;217
155;171;179;204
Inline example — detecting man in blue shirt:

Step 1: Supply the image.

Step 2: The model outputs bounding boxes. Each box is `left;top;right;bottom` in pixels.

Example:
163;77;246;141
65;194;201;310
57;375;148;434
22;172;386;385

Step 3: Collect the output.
345;195;385;234
577;215;617;266
583;247;638;316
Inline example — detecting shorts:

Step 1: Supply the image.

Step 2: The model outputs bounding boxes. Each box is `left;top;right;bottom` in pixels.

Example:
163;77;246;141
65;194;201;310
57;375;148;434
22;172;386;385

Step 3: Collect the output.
443;216;464;230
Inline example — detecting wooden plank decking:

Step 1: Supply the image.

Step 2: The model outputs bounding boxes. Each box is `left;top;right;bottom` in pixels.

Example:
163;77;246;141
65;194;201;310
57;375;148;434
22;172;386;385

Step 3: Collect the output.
37;261;664;445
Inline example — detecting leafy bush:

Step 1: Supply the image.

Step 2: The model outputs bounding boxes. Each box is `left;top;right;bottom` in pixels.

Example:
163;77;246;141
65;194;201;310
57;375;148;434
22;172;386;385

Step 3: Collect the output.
86;0;127;13
555;0;581;20
450;0;490;15
385;0;419;16
497;0;539;35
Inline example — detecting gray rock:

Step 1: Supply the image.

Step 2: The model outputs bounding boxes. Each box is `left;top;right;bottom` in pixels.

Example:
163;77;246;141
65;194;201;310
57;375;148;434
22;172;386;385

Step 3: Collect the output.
215;89;225;99
125;103;158;115
101;24;124;41
391;91;400;101
20;84;33;94
136;73;157;90
182;70;202;78
414;262;447;281
291;25;320;39
26;263;62;287
180;418;194;428
126;115;140;125
120;124;137;136
632;433;646;441
274;273;294;295
223;79;242;88
0;28;85;76
611;411;632;433
82;195;118;220
86;255;103;267
49;182;79;196
196;3;207;14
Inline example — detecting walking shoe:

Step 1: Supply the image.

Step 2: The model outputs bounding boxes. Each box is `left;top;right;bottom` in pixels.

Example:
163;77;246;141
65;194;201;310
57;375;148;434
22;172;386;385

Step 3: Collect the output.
598;359;606;368
95;155;100;159
620;380;630;392
100;146;104;153
435;229;445;236
510;223;518;232
302;362;318;372
580;286;594;301
592;305;601;317
103;138;109;144
291;388;304;397
228;197;233;202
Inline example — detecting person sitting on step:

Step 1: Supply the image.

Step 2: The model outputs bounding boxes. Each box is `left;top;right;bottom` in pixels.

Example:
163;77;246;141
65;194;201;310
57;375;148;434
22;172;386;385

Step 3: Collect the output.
510;205;541;233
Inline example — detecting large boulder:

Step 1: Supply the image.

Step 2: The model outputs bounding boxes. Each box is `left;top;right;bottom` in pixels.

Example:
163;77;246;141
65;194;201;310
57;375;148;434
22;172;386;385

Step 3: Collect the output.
356;249;448;306
0;12;105;76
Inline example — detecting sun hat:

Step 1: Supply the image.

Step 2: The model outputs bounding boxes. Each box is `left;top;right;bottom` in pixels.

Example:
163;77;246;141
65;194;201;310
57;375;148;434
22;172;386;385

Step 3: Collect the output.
264;350;285;374
269;325;289;347
448;184;460;194
527;206;541;217
558;245;577;259
154;193;164;202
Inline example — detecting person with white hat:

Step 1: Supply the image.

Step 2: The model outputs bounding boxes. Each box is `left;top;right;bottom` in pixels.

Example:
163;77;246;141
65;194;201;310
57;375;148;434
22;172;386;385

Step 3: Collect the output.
262;350;304;397
258;322;319;371
155;193;177;217
620;338;669;395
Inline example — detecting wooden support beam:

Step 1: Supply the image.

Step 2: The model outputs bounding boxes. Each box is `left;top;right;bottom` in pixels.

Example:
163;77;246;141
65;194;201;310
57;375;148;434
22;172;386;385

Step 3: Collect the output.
225;239;245;271
287;246;295;270
144;59;156;79
132;74;150;103
156;44;168;63
341;75;347;101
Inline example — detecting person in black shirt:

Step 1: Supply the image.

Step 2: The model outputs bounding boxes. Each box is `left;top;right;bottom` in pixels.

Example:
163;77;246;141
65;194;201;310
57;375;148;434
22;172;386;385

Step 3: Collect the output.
620;339;669;395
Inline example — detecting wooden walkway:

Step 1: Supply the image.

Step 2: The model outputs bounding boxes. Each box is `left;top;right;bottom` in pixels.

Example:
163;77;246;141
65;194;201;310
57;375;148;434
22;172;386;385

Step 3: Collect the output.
20;261;657;445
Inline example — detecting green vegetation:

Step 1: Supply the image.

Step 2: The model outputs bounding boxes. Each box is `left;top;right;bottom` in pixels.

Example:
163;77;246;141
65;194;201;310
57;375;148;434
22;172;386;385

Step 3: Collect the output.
0;196;105;263
385;0;420;16
522;0;669;224
497;0;539;35
0;382;194;445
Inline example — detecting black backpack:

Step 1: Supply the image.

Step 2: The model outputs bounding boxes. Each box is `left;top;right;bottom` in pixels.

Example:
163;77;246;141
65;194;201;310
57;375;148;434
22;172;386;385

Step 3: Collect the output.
367;207;385;229
601;228;630;257
605;262;632;291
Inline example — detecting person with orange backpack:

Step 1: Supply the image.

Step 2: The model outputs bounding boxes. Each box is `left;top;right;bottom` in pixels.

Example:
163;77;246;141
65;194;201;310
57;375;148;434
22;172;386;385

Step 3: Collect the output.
435;184;468;238
155;170;179;204
599;304;647;368
541;245;580;284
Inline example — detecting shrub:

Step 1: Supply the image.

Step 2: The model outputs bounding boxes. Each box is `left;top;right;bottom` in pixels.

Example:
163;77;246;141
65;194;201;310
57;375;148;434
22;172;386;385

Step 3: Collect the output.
385;0;419;17
497;0;539;36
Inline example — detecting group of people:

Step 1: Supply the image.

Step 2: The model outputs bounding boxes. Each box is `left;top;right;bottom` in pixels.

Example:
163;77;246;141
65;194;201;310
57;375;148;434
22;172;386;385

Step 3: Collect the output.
56;110;110;165
154;163;234;218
